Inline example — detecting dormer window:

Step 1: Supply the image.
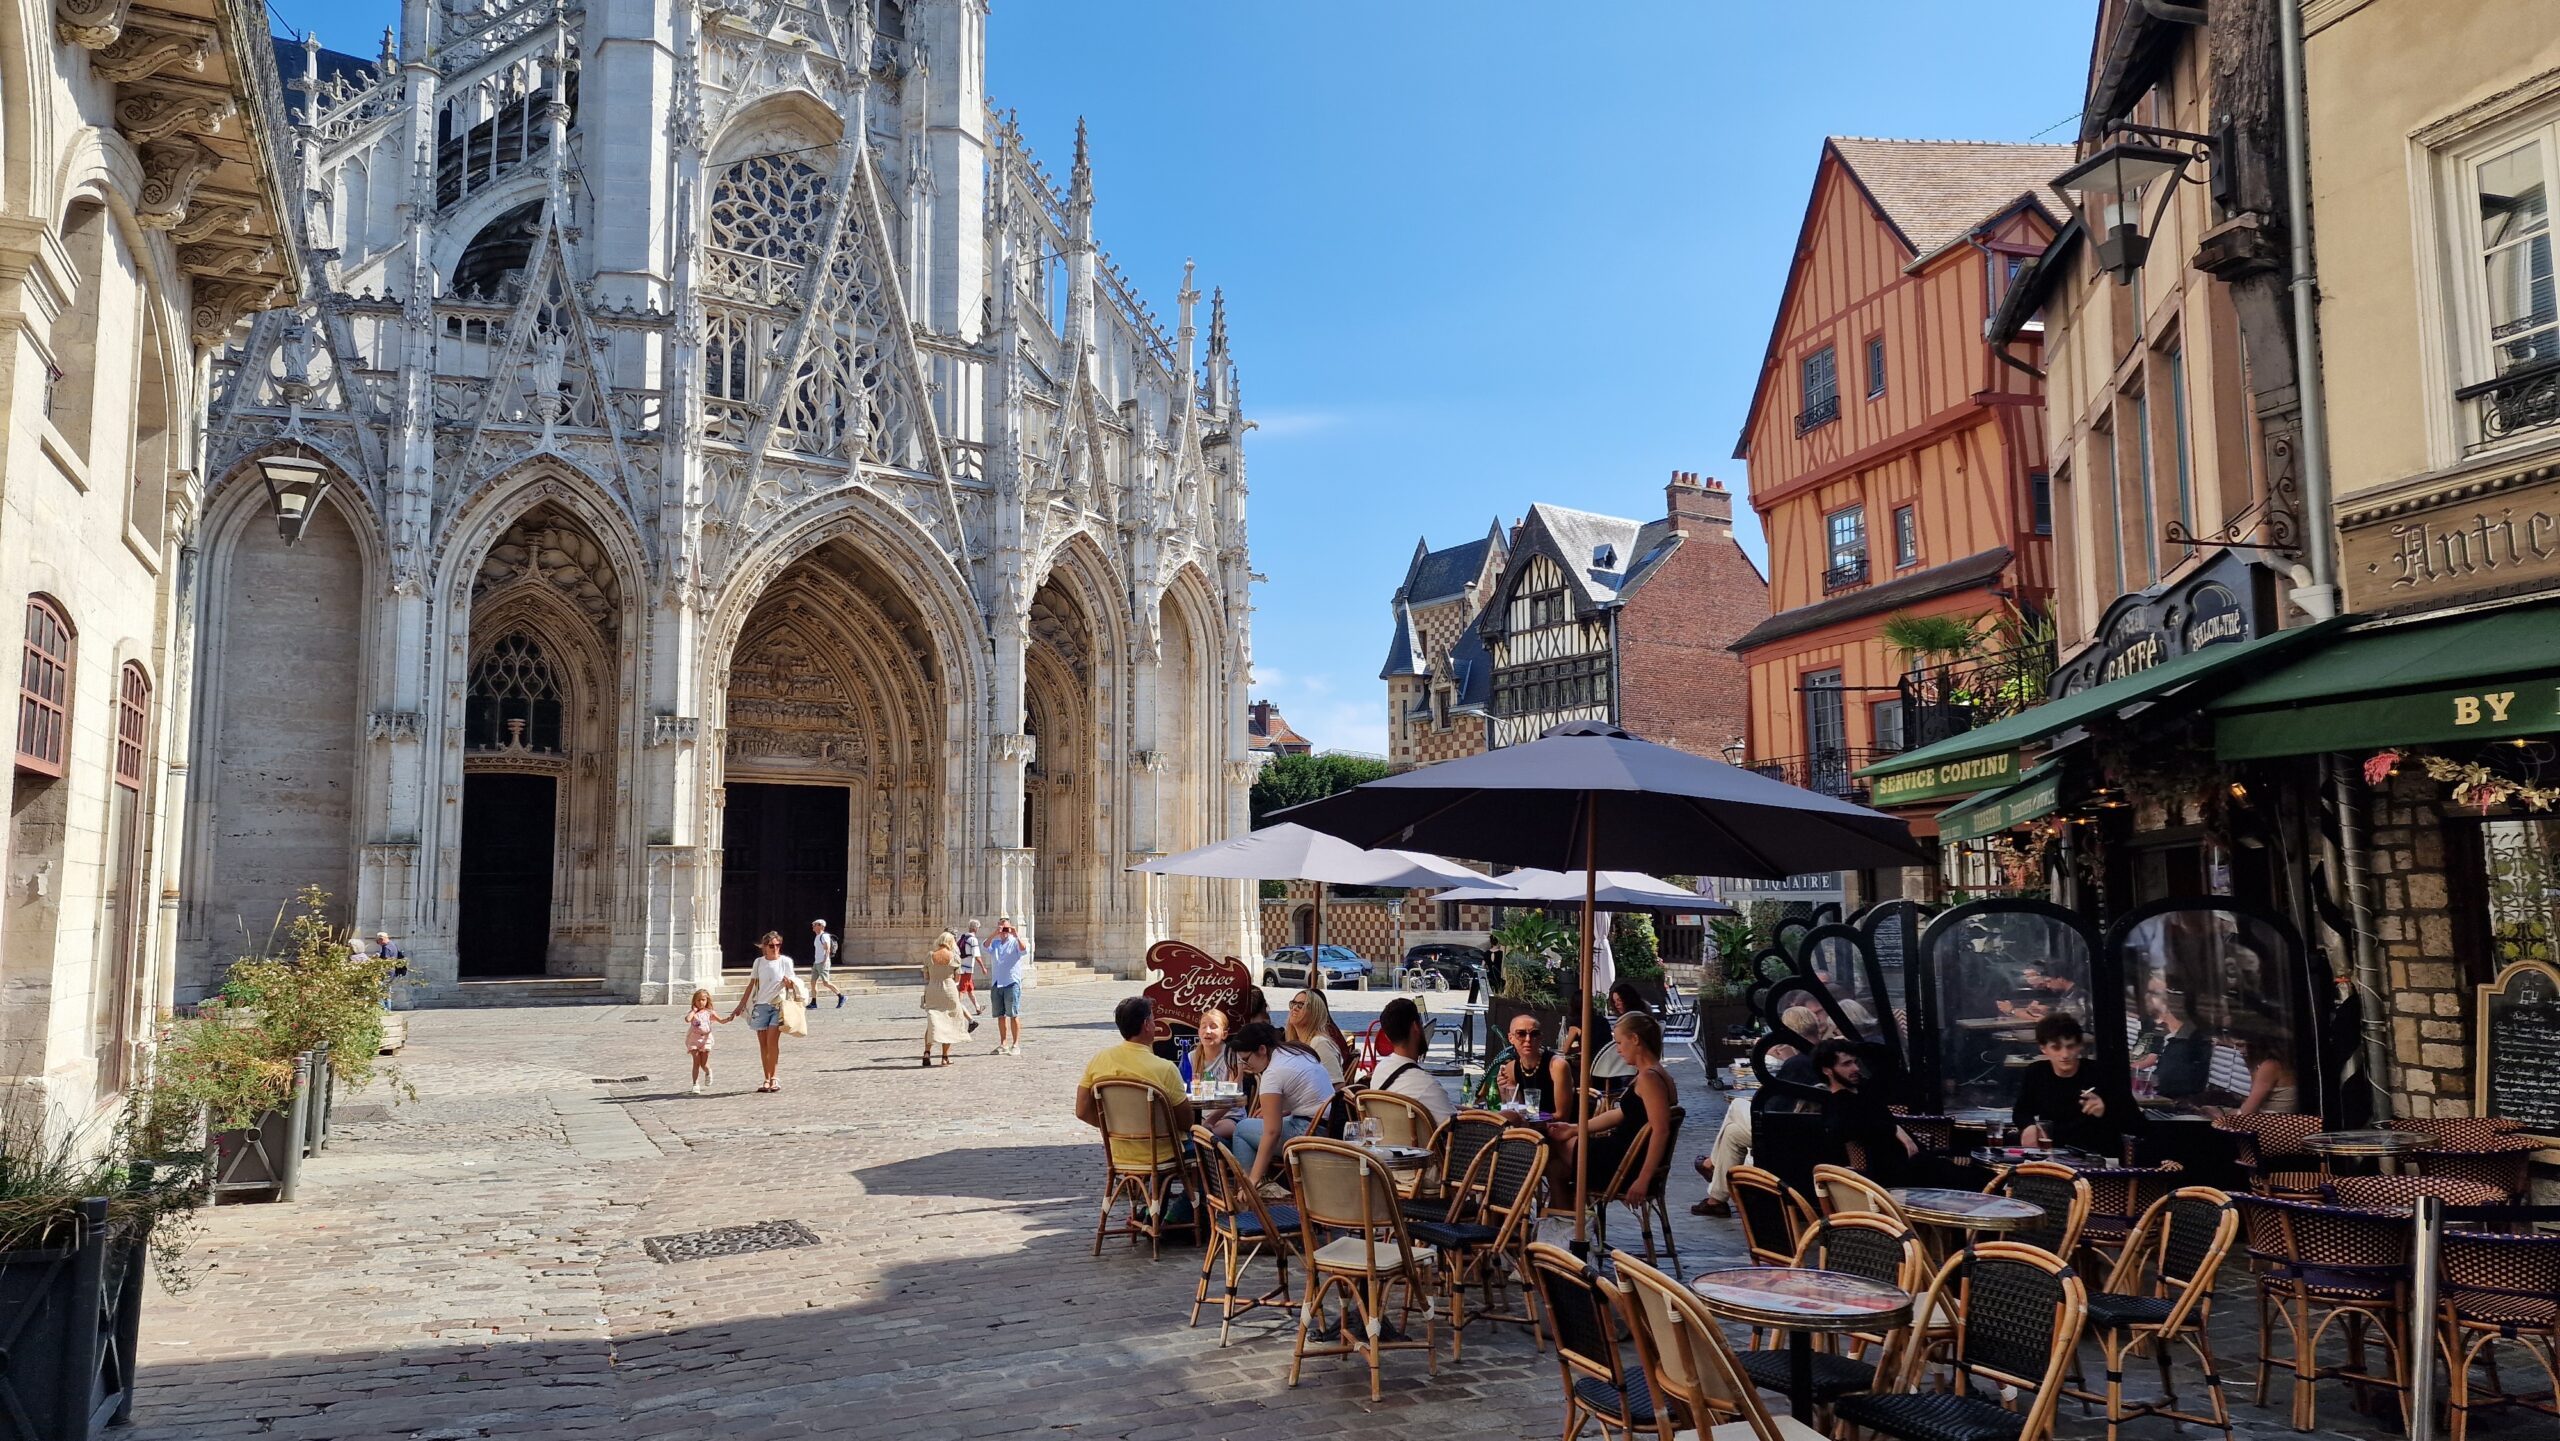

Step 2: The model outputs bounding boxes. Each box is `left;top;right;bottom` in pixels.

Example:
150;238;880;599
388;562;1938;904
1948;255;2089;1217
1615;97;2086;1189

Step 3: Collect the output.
1592;543;1616;570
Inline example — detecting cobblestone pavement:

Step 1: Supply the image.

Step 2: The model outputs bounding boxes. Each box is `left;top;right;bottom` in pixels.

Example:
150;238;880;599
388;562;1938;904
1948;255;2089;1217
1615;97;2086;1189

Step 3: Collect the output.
129;984;2514;1440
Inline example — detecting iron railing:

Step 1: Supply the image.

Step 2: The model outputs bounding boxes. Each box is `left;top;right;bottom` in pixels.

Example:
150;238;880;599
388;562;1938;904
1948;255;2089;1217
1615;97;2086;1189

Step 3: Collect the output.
1822;553;1870;593
2455;355;2560;453
1751;747;1884;802
1894;642;2057;751
1795;394;1841;434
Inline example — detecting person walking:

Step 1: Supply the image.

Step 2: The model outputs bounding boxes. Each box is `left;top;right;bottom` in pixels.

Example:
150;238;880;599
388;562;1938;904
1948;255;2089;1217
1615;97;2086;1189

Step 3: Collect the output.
920;930;972;1066
684;988;729;1093
808;919;846;1009
725;931;801;1094
953;919;983;1021
985;916;1030;1056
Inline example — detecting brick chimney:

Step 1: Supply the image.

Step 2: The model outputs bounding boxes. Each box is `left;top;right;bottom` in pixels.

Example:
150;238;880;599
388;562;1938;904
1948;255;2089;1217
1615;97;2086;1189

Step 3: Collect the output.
1665;469;1732;534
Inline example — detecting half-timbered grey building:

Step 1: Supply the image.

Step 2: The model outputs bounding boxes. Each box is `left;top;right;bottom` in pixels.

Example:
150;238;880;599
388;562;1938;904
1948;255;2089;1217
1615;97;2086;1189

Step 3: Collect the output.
187;0;1257;1001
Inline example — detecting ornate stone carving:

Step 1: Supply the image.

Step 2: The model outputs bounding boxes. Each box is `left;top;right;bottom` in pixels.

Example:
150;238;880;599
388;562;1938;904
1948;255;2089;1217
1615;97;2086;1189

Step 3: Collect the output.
177;241;275;280
135;141;219;230
646;715;697;747
1135;749;1169;774
114;86;236;144
1224;759;1265;788
991;733;1036;766
168;200;254;244
92;24;210;83
475;505;623;635
188;279;283;348
55;0;129;48
722;626;864;771
367;710;423;741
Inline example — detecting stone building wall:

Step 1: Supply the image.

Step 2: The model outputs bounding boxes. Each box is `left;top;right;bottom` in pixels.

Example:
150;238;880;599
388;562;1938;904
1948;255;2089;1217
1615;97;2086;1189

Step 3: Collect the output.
2367;767;2478;1116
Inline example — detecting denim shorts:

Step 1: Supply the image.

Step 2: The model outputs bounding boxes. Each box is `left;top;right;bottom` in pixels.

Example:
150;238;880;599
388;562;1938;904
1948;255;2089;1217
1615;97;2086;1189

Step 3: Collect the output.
749;1002;782;1031
988;983;1022;1018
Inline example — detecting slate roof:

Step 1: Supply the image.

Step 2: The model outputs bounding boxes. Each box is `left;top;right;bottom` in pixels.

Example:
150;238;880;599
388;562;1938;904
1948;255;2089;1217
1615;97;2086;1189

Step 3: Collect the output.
1524;503;1683;609
1382;525;1504;677
1730;546;2014;652
274;37;380;95
1379;602;1422;679
1827;138;2073;261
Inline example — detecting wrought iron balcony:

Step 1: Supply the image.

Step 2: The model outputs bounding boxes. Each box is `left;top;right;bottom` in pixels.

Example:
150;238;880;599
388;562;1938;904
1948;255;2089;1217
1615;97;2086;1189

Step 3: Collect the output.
1895;641;2058;750
1821;553;1870;593
1749;747;1883;803
1795;394;1841;435
2456;356;2560;454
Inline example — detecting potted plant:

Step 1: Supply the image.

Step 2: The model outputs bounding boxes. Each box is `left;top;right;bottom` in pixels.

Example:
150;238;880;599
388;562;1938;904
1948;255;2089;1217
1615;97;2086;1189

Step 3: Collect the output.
1608;912;1669;1012
1702;915;1765;1069
0;1083;206;1438
1483;912;1575;1091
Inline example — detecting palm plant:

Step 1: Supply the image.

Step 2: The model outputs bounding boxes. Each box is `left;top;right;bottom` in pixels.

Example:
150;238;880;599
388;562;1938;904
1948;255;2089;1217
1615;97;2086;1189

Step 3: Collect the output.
1880;610;1982;666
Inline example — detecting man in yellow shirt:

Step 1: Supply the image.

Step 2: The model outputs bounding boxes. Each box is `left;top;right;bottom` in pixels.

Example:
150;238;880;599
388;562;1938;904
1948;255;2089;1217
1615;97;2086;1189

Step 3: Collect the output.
1075;996;1193;1168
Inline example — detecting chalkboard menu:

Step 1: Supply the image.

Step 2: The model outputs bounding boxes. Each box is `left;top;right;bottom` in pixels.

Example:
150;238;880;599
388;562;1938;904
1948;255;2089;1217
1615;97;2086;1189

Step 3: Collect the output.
2478;960;2560;1136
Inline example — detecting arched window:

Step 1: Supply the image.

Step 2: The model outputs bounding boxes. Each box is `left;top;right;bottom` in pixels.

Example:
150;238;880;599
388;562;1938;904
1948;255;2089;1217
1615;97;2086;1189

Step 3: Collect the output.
466;631;563;751
17;597;73;777
115;662;150;790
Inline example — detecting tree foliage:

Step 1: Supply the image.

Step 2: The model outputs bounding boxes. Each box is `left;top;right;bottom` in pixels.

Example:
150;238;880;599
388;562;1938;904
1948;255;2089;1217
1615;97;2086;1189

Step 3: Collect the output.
1249;752;1391;829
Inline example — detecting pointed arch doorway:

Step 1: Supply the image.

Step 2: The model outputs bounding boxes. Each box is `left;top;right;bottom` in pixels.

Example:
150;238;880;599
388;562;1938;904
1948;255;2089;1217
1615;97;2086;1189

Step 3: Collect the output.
717;783;849;965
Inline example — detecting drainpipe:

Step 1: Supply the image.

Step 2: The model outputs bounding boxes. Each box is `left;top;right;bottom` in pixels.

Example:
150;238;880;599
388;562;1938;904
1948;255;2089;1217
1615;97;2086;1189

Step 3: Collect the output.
2278;0;2340;622
2332;753;2394;1121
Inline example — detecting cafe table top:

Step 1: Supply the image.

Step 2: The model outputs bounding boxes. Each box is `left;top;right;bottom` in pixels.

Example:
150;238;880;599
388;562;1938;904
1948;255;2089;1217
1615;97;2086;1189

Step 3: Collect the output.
1356;1143;1435;1170
1891;1187;2046;1231
2303;1129;2421;1157
1688;1267;1913;1331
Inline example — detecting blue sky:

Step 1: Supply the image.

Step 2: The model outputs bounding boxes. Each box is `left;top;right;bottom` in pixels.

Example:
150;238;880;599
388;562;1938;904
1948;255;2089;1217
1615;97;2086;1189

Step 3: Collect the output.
292;1;2093;757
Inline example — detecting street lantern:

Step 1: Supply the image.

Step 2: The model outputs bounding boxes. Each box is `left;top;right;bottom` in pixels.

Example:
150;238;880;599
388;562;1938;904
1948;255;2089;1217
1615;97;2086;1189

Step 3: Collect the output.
1721;738;1747;766
2051;139;2195;284
256;454;331;545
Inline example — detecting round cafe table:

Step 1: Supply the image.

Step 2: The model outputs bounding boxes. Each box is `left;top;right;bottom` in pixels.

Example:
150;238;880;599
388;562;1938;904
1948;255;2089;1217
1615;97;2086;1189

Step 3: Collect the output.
1689;1267;1912;1422
1893;1187;2044;1268
2304;1128;2420;1177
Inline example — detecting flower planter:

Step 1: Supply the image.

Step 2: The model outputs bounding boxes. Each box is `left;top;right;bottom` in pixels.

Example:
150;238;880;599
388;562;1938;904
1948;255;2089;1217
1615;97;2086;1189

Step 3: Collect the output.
209;1054;310;1205
0;1197;151;1440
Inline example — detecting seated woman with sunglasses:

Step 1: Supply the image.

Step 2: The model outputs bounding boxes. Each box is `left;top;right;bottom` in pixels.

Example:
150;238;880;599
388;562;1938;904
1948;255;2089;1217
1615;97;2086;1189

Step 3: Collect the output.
1473;1015;1568;1115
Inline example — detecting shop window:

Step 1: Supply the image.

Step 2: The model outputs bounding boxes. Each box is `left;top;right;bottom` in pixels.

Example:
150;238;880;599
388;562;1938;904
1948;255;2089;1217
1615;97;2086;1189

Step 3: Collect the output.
2478;816;2558;969
17;596;73;778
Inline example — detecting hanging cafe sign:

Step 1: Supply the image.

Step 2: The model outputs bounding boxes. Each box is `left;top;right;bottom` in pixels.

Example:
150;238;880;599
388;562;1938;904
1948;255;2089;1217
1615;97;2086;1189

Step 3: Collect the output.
2052;554;2266;696
1869;748;2020;807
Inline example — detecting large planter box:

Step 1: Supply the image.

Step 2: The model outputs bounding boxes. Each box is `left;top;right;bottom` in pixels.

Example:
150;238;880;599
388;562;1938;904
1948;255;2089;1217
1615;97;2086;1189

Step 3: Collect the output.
210;1055;310;1205
0;1197;150;1440
1701;1002;1756;1070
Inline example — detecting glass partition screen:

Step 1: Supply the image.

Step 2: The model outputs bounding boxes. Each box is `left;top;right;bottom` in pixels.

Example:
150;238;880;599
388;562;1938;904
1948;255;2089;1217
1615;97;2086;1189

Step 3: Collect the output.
1922;905;2097;1118
2116;907;2306;1118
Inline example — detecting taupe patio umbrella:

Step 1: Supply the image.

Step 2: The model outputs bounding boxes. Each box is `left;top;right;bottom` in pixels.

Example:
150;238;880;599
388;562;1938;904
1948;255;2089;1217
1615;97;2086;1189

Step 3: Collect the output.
1130;822;1507;959
1274;720;1920;1250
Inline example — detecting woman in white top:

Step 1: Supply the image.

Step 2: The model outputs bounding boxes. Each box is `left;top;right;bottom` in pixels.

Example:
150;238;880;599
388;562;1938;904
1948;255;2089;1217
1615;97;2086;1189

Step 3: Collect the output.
725;930;802;1093
1227;1021;1339;1188
1287;988;1347;1084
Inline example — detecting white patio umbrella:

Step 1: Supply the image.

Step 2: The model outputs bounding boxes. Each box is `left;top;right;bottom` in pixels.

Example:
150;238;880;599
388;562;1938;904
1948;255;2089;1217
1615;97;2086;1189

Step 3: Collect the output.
1433;867;1733;911
1132;822;1506;957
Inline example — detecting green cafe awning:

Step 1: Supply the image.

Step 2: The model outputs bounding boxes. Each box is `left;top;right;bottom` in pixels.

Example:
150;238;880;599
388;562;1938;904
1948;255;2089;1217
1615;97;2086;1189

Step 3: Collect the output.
1936;761;2063;844
1859;619;2346;807
2211;604;2560;760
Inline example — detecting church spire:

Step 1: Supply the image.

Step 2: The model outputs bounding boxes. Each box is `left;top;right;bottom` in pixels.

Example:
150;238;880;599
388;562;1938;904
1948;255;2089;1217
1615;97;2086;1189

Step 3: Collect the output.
1206;286;1235;413
1069;115;1093;232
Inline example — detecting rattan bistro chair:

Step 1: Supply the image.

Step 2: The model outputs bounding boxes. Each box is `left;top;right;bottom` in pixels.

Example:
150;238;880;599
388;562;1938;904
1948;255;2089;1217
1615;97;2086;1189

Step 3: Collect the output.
1403;1109;1506;1226
2439;1228;2560;1441
2072;1166;2180;1277
1410;1126;1548;1350
2384;1115;2524;1147
2064;1187;2240;1441
2232;1195;2414;1430
1188;1124;1300;1346
1730;1164;1817;1267
1284;1137;1444;1401
1813;1163;1910;1224
1835;1242;2087;1441
1984;1161;2091;1263
1593;1107;1688;1277
1732;1213;1927;1410
1354;1089;1442;1196
1524;1241;1659;1441
1089;1079;1199;1258
2408;1138;2538;1201
2324;1174;2503;1210
1611;1249;1829;1441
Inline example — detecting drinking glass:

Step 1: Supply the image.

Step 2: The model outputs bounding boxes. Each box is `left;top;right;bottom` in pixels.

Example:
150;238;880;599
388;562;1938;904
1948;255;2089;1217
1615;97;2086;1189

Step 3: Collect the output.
1361;1116;1383;1147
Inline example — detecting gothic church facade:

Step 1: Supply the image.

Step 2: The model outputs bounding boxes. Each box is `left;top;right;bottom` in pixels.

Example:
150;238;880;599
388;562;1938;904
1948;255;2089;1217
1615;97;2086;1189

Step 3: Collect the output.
190;0;1256;1000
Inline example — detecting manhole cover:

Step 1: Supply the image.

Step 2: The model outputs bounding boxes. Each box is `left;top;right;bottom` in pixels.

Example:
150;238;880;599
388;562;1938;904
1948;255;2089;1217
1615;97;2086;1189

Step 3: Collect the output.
643;1220;820;1264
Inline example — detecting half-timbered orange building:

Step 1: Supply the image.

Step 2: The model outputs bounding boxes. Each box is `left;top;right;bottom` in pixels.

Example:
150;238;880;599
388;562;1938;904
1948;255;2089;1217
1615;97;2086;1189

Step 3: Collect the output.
1733;138;2067;825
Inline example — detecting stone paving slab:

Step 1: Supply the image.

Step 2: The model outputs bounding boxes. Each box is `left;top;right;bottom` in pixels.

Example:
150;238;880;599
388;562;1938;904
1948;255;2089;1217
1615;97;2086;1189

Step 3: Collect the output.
127;986;2526;1440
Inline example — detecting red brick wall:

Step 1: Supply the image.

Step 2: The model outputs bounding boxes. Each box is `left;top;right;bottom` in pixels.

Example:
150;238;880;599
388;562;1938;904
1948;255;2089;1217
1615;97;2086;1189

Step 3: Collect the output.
1619;478;1768;759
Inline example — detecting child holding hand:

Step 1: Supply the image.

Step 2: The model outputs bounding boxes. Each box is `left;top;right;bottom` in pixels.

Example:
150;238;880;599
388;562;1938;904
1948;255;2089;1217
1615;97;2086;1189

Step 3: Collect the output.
686;988;729;1093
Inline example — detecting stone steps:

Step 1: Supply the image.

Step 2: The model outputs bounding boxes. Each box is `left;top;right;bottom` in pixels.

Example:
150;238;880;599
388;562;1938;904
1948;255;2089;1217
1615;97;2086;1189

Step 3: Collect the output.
437;976;618;1008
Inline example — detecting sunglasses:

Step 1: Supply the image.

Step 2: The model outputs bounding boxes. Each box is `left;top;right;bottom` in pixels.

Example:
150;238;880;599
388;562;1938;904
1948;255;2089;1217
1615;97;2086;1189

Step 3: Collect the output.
1510;1029;1539;1040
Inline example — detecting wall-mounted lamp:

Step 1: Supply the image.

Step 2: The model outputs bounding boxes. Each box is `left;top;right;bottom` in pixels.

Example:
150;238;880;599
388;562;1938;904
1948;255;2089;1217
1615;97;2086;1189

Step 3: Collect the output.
256;453;332;546
2051;135;2200;284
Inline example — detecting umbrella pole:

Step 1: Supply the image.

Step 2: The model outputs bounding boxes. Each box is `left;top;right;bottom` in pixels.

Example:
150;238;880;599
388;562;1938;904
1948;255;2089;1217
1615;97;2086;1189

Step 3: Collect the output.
1573;793;1596;1253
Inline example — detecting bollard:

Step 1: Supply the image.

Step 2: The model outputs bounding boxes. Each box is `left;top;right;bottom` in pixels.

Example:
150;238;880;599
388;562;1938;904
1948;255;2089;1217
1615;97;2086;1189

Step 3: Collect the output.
2408;1194;2443;1441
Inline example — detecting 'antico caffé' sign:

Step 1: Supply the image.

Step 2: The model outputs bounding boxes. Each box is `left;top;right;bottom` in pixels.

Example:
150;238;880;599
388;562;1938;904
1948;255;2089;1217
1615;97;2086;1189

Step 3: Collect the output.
2343;467;2560;612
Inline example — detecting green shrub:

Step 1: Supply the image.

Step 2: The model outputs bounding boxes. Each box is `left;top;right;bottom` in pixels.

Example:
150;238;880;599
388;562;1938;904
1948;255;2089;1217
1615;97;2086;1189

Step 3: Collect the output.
1610;912;1662;982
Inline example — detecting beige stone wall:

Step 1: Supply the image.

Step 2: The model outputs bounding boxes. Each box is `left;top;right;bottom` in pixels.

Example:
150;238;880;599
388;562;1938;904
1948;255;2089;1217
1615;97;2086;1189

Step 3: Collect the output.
2305;0;2560;506
2366;767;2479;1115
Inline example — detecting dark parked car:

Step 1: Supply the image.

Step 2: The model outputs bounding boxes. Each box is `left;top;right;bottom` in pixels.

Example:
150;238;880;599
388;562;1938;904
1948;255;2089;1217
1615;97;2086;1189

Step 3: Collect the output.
1262;945;1374;989
1399;943;1491;993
